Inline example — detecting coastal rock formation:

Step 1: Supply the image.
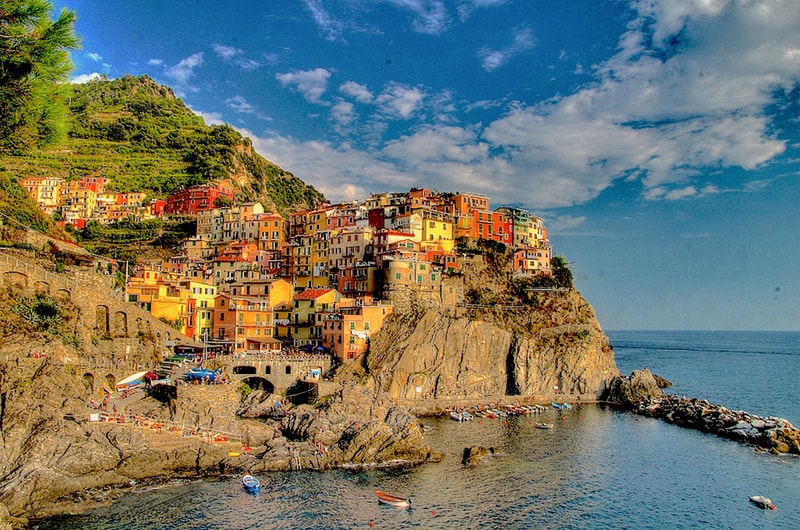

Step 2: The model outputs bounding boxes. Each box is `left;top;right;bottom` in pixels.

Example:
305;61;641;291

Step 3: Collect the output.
462;445;497;466
631;395;800;455
603;368;664;406
366;288;618;406
0;358;437;527
251;383;441;472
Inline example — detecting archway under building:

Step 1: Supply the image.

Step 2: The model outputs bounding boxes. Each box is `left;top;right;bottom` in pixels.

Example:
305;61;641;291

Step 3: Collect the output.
240;376;275;393
233;365;257;376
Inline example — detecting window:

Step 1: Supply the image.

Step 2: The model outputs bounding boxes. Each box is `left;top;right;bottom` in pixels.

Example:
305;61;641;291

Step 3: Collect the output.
285;365;292;375
350;322;355;330
364;322;370;330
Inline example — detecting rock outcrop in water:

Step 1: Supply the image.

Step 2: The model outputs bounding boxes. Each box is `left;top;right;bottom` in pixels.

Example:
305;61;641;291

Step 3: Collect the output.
602;368;664;405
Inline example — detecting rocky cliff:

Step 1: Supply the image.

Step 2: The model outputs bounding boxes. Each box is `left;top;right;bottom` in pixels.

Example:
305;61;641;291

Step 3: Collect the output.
361;255;619;410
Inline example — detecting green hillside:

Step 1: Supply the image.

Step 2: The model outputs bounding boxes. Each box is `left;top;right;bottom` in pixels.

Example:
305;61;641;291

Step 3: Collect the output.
0;75;325;242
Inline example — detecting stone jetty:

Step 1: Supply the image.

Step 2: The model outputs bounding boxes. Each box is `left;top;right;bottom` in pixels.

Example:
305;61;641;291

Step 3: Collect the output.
631;395;800;455
605;369;800;455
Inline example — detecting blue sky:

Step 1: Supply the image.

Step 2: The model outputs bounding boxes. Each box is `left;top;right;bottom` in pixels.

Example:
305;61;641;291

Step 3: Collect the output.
57;0;799;331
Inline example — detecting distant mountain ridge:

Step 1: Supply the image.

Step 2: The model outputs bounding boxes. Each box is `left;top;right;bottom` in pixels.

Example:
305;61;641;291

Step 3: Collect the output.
0;74;325;239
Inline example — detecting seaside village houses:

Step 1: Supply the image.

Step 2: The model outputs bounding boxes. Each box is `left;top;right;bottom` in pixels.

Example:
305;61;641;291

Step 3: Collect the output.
21;177;552;363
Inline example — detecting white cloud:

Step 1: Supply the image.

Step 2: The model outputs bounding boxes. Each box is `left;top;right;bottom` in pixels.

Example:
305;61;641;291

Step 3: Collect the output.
477;27;535;72
547;215;587;232
148;58;163;66
86;52;102;62
219;0;798;210
276;68;332;104
71;72;103;84
212;44;240;60
304;0;346;41
339;81;373;104
331;100;355;127
212;43;261;70
375;83;426;119
224;96;270;121
247;132;418;200
385;0;450;35
457;0;508;21
165;53;204;84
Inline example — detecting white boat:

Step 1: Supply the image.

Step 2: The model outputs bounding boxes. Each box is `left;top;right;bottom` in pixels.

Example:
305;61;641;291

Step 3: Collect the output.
450;411;464;421
535;422;554;429
749;495;776;510
242;474;260;493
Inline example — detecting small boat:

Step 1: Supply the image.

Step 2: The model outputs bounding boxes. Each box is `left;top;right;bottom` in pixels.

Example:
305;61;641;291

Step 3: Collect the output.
228;451;241;457
561;402;573;410
450;411;465;421
376;490;412;508
535;422;554;429
242;474;261;493
551;402;563;410
749;495;776;510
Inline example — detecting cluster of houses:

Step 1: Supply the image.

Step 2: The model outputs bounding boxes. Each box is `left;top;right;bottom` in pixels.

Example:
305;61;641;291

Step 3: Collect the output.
21;177;552;363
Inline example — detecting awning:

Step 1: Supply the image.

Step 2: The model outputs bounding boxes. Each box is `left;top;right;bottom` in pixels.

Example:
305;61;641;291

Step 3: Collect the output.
115;370;149;390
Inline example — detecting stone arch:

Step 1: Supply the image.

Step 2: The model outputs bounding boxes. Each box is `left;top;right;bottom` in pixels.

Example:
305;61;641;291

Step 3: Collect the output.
54;288;71;303
241;376;275;393
34;280;50;296
2;270;28;289
112;310;128;338
233;365;257;375
82;372;95;394
103;373;116;393
95;305;110;336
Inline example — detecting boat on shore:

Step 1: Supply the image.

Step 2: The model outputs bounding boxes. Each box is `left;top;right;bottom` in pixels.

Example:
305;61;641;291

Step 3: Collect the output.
749;495;776;510
376;490;412;508
242;474;260;493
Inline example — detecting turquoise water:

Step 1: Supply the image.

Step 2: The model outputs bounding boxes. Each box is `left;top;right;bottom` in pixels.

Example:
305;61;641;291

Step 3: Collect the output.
38;331;800;529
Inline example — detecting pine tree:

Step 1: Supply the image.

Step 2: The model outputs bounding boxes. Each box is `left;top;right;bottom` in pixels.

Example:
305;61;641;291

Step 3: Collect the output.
0;0;79;153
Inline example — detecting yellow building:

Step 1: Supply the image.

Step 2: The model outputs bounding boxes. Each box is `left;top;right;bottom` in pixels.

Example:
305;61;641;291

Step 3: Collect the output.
19;177;64;212
126;276;217;342
290;288;341;347
420;210;454;253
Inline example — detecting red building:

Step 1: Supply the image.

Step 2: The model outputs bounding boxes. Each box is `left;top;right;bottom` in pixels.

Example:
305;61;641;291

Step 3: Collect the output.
163;181;235;215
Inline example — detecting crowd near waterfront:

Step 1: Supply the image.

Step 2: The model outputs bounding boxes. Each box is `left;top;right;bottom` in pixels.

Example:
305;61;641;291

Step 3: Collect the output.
38;330;799;529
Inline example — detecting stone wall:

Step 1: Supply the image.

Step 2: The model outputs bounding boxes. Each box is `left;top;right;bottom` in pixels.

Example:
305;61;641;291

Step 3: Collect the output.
0;249;190;369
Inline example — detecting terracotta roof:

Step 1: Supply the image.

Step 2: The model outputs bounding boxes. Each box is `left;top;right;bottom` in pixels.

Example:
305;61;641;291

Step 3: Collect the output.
294;288;334;300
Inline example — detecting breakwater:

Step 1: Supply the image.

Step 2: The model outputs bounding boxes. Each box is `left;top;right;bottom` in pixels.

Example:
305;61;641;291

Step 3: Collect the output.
631;394;800;455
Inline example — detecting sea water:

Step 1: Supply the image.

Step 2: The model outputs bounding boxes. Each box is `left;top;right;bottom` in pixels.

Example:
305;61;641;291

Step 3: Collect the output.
38;331;800;529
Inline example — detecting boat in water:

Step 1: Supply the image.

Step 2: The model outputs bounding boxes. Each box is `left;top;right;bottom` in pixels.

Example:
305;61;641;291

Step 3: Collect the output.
242;474;261;493
749;495;776;510
376;490;412;508
535;422;554;429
